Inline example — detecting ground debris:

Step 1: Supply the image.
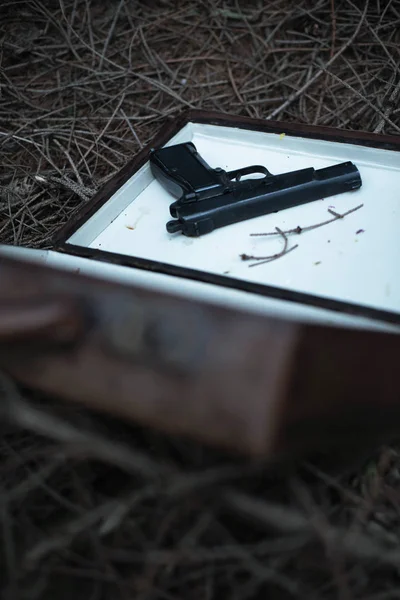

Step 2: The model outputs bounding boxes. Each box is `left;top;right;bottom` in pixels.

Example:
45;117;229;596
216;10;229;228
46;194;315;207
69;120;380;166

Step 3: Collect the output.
1;1;399;598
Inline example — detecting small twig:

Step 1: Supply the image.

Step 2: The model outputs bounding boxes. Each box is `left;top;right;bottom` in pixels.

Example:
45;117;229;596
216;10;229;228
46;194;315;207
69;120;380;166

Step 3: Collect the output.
98;0;125;71
374;78;400;134
53;139;84;186
47;175;94;201
240;226;299;267
313;0;337;125
330;0;337;59
241;204;363;268
227;64;253;118
249;204;364;238
120;108;143;148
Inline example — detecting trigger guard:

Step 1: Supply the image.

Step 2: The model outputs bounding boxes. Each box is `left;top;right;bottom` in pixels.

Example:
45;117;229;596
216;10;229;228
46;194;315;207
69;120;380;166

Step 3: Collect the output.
227;165;272;181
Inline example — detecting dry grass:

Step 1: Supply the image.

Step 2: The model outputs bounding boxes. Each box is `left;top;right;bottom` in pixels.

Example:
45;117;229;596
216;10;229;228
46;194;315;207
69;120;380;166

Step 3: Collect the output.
1;1;400;598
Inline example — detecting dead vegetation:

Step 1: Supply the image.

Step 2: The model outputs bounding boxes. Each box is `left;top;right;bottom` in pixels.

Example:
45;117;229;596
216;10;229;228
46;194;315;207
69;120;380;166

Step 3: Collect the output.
1;1;400;598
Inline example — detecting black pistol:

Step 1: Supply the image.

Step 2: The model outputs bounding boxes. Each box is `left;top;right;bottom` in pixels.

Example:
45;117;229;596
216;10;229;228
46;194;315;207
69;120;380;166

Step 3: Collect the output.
149;142;362;237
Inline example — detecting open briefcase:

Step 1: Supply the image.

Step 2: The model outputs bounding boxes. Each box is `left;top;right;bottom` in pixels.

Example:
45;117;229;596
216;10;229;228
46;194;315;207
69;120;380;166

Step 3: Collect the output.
0;110;399;459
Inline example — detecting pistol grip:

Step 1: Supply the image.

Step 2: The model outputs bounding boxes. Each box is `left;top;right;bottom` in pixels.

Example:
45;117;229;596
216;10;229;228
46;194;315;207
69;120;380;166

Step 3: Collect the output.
149;142;228;203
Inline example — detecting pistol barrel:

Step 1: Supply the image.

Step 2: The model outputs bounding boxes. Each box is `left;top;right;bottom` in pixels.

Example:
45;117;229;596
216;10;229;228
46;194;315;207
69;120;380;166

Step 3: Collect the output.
167;162;362;236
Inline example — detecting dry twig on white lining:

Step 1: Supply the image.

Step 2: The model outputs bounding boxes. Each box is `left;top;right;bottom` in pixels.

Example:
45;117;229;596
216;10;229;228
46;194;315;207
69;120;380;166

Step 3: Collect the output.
240;204;364;267
241;227;299;267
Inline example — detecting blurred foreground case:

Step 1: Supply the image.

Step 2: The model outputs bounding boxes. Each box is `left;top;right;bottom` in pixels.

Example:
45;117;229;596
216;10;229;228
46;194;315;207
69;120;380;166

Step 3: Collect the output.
0;251;399;460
